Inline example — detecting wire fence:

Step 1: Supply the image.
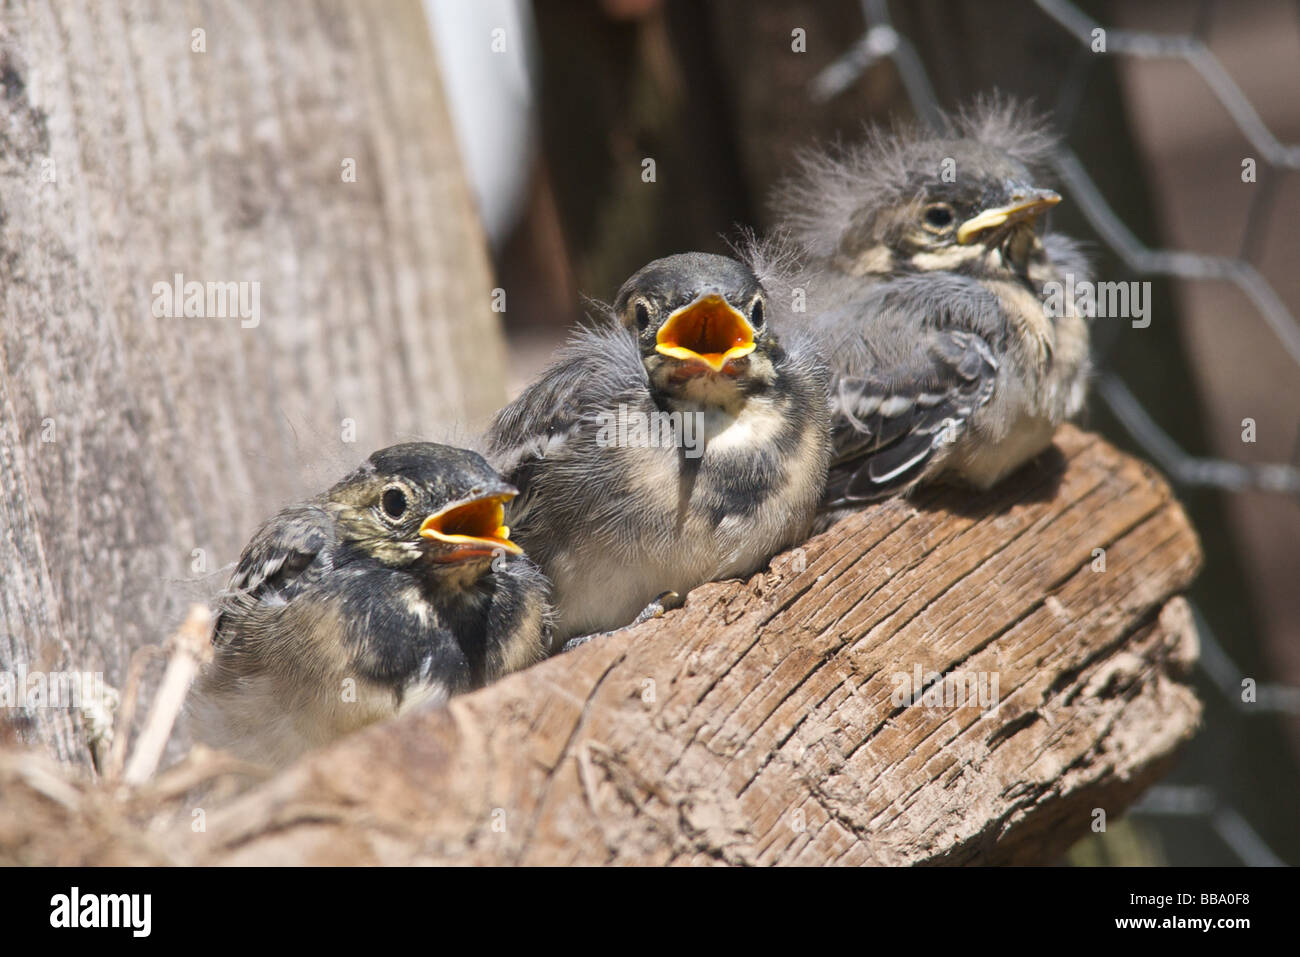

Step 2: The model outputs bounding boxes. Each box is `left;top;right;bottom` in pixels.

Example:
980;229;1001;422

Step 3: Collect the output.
810;0;1299;865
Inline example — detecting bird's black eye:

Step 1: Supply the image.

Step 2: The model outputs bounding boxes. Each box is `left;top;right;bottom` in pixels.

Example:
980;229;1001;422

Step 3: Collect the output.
633;299;651;331
750;297;765;328
381;486;408;520
923;203;955;232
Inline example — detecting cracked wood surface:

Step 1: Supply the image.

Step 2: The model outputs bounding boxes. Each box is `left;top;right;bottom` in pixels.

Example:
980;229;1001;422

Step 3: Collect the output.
175;425;1202;865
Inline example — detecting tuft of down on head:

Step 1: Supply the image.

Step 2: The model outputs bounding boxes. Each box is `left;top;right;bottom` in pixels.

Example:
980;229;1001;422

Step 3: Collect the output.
726;228;805;312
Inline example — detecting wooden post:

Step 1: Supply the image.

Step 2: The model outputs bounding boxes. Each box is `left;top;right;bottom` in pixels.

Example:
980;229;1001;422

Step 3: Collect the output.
0;0;504;766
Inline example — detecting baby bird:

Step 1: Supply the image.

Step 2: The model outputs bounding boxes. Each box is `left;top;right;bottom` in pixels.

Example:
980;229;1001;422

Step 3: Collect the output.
486;251;830;645
191;442;551;767
776;98;1092;509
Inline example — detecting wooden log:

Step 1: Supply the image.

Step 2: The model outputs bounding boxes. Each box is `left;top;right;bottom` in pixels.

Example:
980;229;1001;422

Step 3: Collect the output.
0;0;503;766
166;425;1199;866
0;427;1203;865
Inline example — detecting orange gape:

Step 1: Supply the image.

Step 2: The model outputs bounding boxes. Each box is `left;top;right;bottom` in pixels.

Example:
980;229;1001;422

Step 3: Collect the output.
655;294;756;371
419;494;522;561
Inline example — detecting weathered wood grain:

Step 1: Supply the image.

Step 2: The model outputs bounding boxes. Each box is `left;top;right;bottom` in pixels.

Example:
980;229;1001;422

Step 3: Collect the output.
165;426;1200;866
0;0;504;765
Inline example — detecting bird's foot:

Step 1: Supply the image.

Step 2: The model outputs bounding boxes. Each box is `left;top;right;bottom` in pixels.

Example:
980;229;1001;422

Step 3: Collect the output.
560;591;682;652
633;590;682;624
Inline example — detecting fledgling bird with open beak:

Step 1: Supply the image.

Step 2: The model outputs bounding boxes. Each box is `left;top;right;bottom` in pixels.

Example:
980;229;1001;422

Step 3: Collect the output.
486;251;830;646
775;98;1092;513
190;442;552;767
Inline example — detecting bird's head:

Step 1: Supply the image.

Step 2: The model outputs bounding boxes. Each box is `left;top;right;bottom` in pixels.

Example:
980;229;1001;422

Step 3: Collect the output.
613;252;781;402
329;442;522;577
780;98;1063;285
839;140;1059;282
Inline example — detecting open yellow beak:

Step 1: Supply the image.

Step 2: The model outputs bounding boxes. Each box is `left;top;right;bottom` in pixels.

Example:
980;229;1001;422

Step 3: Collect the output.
956;190;1061;245
418;493;522;562
654;294;756;372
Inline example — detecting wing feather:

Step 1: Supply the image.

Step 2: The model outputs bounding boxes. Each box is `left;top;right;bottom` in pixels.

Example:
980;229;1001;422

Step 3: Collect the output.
824;329;997;505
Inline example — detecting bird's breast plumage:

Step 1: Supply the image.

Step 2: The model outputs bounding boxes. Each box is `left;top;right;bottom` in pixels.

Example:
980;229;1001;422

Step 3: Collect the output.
499;347;828;642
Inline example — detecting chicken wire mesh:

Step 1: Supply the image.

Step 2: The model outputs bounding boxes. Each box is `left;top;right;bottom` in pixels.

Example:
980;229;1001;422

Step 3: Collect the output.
806;0;1298;865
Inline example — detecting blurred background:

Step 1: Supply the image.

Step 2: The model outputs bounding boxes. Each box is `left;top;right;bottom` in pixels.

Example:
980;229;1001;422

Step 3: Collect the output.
425;0;1300;865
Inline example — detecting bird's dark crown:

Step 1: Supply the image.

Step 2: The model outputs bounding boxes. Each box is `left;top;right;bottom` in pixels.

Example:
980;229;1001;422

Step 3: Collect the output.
870;138;1042;211
333;443;509;504
613;253;763;321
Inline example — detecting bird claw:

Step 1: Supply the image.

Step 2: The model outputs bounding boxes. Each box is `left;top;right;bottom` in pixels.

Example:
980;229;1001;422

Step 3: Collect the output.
633;590;682;624
560;591;683;652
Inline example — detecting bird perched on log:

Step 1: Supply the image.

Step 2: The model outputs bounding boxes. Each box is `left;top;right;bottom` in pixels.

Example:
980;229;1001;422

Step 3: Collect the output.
486;251;830;646
775;99;1092;513
191;442;551;766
